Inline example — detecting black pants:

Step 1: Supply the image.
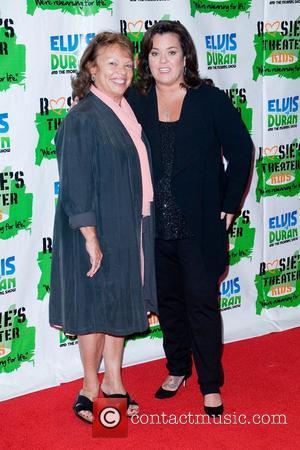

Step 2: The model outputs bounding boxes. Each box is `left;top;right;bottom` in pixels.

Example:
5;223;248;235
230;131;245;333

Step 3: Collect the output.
155;238;223;395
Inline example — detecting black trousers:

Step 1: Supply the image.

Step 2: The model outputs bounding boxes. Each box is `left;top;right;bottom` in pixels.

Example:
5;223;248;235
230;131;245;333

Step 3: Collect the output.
155;238;223;395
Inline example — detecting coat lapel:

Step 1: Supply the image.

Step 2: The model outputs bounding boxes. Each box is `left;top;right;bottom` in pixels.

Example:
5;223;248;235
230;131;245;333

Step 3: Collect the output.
172;88;203;178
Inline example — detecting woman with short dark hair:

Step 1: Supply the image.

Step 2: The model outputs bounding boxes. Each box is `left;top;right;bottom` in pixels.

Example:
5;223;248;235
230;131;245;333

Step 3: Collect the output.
127;20;253;416
49;31;157;423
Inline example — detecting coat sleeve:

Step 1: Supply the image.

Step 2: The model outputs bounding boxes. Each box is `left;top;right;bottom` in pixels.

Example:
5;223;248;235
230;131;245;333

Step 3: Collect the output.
55;111;97;229
213;89;253;214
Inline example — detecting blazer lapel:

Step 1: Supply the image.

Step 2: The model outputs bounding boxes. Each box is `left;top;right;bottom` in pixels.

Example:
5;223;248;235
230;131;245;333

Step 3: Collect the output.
172;89;202;178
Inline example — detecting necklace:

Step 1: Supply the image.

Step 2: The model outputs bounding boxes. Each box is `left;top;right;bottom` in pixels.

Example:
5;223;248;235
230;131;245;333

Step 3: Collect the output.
157;87;186;122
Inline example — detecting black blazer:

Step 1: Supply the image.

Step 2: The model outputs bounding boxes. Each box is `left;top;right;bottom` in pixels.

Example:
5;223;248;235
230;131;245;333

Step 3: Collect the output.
127;84;253;277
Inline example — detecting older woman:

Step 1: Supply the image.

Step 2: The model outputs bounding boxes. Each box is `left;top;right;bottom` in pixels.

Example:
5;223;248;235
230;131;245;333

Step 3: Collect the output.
127;21;253;416
49;32;157;423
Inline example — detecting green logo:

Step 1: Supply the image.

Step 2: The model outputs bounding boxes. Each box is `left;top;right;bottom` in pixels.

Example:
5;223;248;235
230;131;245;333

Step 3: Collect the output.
0;168;33;240
228;210;255;266
255;252;300;315
220;277;242;312
37;255;52;301
27;0;113;16
0;306;35;373
37;238;52;301
0;256;16;296
122;15;170;68
268;210;298;248
59;331;78;348
256;140;300;202
0;27;26;92
0;113;11;155
35;97;69;165
225;85;253;134
190;0;252;18
125;317;162;346
205;33;237;70
253;20;300;81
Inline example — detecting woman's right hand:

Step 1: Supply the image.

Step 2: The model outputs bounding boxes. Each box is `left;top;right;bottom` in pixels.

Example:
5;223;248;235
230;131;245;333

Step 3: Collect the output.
85;236;103;277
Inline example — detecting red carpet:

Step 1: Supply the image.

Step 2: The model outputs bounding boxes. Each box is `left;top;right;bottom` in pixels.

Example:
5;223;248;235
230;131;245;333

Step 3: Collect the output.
1;328;300;449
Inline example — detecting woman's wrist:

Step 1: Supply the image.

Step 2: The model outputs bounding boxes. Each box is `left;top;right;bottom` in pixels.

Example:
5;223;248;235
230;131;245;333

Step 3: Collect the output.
79;226;98;242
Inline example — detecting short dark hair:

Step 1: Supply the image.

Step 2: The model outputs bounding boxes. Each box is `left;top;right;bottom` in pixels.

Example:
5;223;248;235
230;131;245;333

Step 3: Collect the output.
72;32;134;99
136;20;212;94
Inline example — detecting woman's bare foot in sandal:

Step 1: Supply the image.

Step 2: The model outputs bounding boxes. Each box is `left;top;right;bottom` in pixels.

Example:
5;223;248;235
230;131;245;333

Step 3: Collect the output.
101;378;139;417
75;384;99;423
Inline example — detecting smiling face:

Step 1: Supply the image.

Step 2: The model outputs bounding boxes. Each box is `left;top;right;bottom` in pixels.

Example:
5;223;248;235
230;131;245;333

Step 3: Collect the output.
89;44;133;102
148;32;186;88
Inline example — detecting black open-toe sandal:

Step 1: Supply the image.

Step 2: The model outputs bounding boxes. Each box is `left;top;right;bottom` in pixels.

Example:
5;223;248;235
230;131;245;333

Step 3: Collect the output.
73;394;94;424
102;391;139;416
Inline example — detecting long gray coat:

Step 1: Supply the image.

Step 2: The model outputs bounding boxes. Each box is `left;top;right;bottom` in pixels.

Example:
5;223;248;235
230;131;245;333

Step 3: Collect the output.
49;92;157;336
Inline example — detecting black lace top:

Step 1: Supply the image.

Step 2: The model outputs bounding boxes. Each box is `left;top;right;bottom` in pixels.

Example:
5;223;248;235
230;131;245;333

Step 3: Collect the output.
155;121;193;240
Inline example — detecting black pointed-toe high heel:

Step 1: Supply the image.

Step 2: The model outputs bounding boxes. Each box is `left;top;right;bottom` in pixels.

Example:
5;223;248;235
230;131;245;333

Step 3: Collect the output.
204;393;224;417
204;403;224;417
155;374;190;399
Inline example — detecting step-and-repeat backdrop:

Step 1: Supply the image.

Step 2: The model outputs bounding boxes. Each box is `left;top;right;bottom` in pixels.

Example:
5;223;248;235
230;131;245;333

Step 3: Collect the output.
0;1;299;400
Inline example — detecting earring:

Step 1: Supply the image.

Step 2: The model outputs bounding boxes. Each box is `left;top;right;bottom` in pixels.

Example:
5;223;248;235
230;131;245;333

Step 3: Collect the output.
183;66;187;75
91;74;96;81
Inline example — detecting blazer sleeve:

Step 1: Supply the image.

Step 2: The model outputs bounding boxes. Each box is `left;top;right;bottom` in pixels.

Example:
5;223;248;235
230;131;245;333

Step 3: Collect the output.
55;111;97;229
213;89;253;214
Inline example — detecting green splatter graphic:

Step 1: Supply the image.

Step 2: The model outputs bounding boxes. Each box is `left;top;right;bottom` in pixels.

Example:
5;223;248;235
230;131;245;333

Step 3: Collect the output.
229;216;255;266
27;0;113;16
228;84;253;134
35;108;68;166
253;29;300;81
0;307;35;374
125;324;163;346
256;140;300;202
190;0;252;18
255;252;300;315
0;28;26;92
0;168;33;240
37;251;52;300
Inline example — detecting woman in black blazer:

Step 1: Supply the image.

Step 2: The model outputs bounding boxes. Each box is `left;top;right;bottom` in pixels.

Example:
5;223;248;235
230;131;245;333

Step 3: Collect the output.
127;20;253;416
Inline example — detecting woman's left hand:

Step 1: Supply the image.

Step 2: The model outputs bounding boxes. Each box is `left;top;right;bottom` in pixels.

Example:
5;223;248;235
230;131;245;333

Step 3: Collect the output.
220;212;235;230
